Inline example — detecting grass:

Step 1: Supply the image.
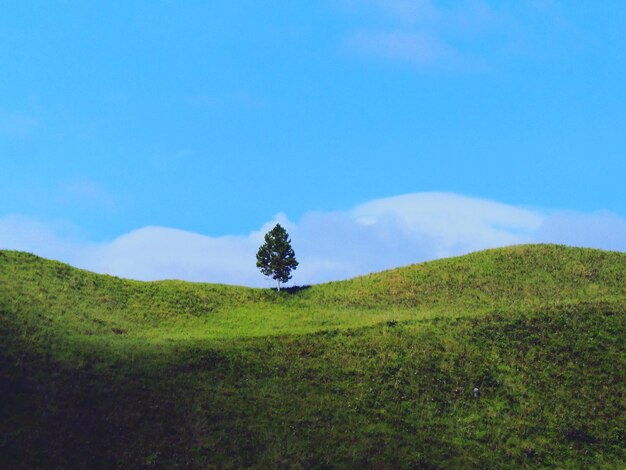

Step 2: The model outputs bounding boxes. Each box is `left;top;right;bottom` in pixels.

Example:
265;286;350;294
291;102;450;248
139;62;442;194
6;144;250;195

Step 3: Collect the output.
0;244;625;468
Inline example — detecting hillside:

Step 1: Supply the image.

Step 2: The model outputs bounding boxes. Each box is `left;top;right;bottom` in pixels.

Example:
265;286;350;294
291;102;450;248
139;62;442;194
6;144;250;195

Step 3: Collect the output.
1;244;625;468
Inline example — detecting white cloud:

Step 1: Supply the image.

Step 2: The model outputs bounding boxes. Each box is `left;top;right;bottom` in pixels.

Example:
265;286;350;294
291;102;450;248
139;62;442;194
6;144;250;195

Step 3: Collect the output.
0;215;94;264
533;211;626;252
352;193;543;254
0;110;40;138
339;0;569;68
346;30;460;66
0;192;624;287
346;0;441;24
339;0;436;22
84;226;262;285
340;0;502;67
57;180;117;211
185;91;265;109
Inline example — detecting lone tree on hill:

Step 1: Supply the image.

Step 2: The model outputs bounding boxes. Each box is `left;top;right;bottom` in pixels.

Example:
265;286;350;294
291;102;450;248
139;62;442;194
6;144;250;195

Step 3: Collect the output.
256;223;298;291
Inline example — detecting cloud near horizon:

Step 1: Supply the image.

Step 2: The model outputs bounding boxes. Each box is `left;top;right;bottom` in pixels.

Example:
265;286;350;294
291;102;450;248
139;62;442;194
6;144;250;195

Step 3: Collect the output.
1;192;625;287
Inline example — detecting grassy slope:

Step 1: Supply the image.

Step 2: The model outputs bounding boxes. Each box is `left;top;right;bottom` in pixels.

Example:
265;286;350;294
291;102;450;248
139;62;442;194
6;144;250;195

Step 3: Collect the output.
0;245;625;468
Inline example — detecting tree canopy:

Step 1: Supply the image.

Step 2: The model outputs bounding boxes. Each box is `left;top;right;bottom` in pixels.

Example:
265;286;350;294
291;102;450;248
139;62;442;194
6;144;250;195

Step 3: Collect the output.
256;224;298;291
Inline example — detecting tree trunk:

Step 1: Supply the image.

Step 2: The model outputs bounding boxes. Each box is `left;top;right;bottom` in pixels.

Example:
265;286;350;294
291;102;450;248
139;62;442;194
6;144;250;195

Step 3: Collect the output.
276;279;281;292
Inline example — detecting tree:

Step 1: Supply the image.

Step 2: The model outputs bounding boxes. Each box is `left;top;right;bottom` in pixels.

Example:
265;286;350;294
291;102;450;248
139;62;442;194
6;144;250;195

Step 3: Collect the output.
256;223;298;291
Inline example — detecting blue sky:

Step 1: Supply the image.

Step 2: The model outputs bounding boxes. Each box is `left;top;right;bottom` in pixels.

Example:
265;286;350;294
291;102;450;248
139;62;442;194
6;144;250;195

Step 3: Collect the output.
1;1;625;286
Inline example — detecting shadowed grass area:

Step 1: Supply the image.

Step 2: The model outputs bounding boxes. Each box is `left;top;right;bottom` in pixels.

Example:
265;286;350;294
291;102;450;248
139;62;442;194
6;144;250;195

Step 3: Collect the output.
1;245;625;468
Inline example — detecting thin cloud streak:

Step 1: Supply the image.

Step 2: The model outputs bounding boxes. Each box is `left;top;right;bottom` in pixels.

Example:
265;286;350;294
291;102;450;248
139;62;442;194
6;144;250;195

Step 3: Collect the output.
0;192;624;287
346;30;459;66
340;0;569;68
0;109;40;138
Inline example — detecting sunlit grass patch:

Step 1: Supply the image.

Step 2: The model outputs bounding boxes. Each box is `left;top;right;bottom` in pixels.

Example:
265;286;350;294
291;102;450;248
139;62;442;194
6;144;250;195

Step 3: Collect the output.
1;245;624;468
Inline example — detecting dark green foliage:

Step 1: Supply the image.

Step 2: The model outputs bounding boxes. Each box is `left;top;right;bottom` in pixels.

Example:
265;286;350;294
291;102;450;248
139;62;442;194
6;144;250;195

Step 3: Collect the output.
256;223;298;291
1;245;625;468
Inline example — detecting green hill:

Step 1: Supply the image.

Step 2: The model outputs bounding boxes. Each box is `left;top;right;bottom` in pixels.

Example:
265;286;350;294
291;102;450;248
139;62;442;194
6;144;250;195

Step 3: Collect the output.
1;244;625;468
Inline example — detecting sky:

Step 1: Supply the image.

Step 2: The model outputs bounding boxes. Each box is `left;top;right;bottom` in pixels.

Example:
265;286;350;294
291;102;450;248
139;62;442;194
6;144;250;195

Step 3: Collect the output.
1;0;625;287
